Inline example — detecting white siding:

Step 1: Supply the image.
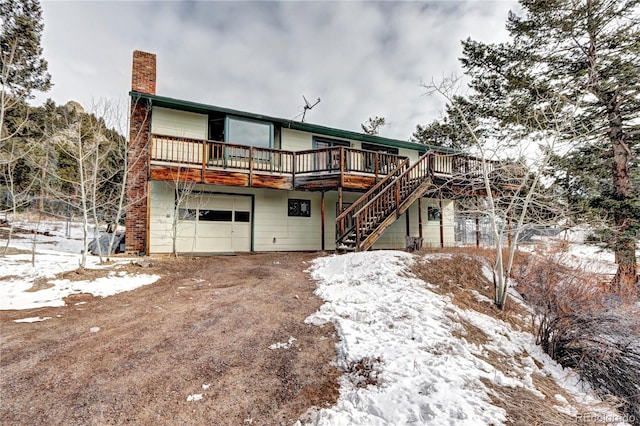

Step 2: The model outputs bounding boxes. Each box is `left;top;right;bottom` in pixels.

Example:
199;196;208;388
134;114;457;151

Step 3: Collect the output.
148;181;175;254
280;129;312;152
398;147;421;163
148;184;455;253
420;199;455;248
151;107;207;140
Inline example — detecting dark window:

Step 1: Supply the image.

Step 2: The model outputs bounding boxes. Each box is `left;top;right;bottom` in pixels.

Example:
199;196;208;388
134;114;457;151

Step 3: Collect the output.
361;143;399;173
288;199;311;217
361;142;399;155
313;137;350;149
200;209;233;222
336;202;352;216
427;206;441;221
235;211;251;222
313;137;350;171
178;208;196;220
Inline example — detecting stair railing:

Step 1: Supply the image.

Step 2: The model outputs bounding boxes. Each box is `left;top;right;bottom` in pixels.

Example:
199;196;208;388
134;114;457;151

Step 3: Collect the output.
351;151;436;251
335;157;409;247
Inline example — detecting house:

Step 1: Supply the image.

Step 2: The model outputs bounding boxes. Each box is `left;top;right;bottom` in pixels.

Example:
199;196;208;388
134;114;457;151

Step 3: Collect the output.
125;50;501;255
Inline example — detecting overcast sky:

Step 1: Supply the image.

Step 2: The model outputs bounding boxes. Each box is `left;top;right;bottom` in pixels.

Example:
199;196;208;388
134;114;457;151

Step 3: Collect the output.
35;1;518;140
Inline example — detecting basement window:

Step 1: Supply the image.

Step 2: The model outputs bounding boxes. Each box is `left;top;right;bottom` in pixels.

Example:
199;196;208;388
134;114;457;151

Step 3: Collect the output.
427;206;441;221
288;199;311;217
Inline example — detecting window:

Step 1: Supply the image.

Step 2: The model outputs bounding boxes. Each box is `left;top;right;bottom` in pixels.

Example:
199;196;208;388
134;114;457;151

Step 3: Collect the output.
361;142;399;173
313;137;350;149
288;199;311;217
336;202;352;216
361;143;399;155
225;116;273;148
199;209;233;222
234;211;251;222
313;137;350;171
178;208;196;220
427;206;441;221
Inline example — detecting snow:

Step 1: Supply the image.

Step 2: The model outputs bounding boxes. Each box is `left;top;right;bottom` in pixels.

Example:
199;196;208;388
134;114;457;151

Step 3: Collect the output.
13;316;51;323
304;250;629;426
269;336;297;350
2;218;634;422
1;218;160;310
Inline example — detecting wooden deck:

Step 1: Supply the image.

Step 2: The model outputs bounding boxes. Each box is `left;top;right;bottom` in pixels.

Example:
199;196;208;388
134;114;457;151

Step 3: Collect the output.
149;134;408;192
148;134;522;193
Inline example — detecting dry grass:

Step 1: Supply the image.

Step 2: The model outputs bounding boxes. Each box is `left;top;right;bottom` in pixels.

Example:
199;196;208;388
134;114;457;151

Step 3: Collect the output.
0;253;340;425
413;247;532;330
411;246;626;425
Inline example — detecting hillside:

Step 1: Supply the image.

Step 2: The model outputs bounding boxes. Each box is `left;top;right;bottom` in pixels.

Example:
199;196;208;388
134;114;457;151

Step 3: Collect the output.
303;250;629;425
0;218;633;425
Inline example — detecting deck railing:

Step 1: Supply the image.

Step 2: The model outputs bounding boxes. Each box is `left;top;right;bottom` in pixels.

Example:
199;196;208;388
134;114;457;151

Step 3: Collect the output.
335;157;410;244
207;141;294;174
151;135;409;179
344;151;437;251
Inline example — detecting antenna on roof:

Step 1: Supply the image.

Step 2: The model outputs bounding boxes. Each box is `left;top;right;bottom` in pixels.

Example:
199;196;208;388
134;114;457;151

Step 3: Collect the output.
300;95;320;123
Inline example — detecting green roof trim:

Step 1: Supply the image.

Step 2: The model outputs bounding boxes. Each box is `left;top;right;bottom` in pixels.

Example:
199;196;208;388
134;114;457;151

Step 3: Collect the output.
130;91;458;154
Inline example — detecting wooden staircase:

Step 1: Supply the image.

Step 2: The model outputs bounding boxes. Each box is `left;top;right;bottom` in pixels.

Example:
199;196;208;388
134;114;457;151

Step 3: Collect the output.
336;151;437;252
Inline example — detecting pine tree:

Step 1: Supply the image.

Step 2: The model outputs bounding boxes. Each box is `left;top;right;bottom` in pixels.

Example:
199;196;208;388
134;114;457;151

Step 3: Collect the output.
411;96;479;150
361;116;386;136
0;0;51;102
460;0;639;291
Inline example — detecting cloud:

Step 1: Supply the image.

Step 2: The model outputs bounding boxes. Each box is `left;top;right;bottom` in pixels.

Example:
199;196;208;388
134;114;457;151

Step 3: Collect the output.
35;1;517;140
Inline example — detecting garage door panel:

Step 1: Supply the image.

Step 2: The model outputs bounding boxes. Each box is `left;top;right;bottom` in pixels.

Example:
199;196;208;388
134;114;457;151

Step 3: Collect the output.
177;194;252;253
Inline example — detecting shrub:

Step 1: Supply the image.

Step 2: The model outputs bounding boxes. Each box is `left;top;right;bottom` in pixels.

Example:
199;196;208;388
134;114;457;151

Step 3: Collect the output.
514;253;640;424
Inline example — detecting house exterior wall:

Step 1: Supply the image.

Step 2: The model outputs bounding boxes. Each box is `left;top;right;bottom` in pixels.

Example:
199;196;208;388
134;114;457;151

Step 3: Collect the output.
148;181;454;254
420;199;455;247
151;107;208;139
149;182;324;253
279;128;422;164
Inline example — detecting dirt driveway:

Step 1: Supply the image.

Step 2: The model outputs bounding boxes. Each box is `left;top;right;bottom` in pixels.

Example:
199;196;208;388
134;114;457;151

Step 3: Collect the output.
0;252;340;425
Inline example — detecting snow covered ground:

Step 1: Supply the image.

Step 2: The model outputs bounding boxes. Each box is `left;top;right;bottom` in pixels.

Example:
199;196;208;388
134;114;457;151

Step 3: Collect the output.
1;218;633;424
0;219;159;312
303;250;630;425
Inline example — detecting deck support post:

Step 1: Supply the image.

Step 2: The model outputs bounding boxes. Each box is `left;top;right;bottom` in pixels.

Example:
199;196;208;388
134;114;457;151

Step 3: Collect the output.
507;208;512;249
439;198;444;248
475;213;480;247
418;198;423;240
321;191;325;251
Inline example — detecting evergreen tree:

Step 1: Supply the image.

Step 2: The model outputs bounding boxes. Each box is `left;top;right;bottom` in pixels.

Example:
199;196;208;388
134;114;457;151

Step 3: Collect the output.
411;96;479;150
361;116;386;136
460;0;639;290
0;0;51;98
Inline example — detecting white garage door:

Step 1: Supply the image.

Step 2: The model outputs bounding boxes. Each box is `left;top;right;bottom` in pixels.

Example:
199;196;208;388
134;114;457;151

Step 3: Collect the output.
176;194;251;253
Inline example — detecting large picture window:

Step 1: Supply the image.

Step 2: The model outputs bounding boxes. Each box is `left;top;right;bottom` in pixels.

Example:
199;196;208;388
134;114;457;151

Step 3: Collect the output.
225;116;273;148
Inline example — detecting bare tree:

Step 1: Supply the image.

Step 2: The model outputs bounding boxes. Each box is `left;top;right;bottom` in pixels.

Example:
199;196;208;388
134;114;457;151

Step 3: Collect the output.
43;104;119;268
169;167;197;258
0;135;35;255
425;77;576;309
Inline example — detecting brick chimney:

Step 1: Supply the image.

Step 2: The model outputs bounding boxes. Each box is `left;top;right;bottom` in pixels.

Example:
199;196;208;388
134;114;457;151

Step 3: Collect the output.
131;50;156;95
126;51;155;254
